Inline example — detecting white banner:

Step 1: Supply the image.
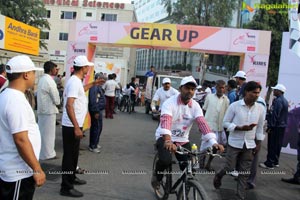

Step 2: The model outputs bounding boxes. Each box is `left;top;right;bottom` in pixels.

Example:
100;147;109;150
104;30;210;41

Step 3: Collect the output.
278;32;300;155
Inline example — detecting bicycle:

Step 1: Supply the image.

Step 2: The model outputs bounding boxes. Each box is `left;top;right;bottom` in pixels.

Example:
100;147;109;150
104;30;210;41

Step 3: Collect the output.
152;146;222;200
119;94;132;113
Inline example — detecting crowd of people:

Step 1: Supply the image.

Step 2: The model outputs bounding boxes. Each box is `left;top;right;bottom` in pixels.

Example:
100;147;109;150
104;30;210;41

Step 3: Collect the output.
0;55;298;200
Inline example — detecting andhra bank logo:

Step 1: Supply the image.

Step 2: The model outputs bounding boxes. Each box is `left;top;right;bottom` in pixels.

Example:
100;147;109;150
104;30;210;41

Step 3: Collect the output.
241;1;298;15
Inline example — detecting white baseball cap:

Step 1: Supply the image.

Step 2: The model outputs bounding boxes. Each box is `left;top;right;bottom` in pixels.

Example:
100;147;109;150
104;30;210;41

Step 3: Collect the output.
233;71;246;79
73;55;94;67
162;78;171;84
5;55;43;74
180;76;197;87
196;85;202;89
271;84;286;93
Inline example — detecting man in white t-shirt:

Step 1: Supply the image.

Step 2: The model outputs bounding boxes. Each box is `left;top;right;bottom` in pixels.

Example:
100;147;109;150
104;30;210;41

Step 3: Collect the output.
151;77;179;113
0;55;45;199
151;76;224;190
37;61;60;160
60;55;104;198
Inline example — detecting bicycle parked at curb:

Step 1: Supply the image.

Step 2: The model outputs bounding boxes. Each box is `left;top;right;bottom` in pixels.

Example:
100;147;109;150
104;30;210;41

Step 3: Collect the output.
152;146;222;200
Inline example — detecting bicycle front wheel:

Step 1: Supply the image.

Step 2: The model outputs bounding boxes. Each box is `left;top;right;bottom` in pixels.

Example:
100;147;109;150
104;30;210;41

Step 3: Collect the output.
177;179;210;200
152;153;171;200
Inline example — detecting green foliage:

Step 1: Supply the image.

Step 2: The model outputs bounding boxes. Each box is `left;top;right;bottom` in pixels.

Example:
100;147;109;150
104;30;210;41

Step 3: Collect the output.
0;0;50;51
244;0;289;86
162;0;239;26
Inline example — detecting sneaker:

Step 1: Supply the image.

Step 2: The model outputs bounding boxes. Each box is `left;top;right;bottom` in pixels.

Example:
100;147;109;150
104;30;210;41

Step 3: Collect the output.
89;147;101;153
274;164;279;168
97;145;102;149
259;163;274;169
151;172;160;190
230;170;239;177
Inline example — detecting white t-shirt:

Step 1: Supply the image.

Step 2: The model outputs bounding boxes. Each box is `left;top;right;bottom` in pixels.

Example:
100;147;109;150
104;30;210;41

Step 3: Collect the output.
152;87;179;110
0;88;41;182
122;86;134;96
62;75;88;127
155;94;203;142
103;80;120;97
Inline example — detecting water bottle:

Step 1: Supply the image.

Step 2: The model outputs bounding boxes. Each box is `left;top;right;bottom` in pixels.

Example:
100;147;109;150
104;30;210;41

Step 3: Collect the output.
191;144;199;169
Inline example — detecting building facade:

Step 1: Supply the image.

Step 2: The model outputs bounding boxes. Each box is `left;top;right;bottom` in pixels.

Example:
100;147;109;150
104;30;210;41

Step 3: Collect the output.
42;0;137;81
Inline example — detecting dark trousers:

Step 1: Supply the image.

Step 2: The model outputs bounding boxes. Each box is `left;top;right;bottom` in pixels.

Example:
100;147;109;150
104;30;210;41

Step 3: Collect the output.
61;126;81;191
216;145;253;199
0;176;35;200
265;127;285;167
105;96;115;118
154;137;191;180
130;94;136;112
89;111;103;149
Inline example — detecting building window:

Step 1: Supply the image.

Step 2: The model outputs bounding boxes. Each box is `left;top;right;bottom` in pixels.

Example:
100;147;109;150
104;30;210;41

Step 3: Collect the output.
101;14;117;21
46;10;51;18
40;31;49;40
59;33;68;41
86;12;92;17
61;11;77;19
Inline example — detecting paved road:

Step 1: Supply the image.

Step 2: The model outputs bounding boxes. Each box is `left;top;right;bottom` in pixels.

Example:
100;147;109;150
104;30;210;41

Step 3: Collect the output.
34;106;299;200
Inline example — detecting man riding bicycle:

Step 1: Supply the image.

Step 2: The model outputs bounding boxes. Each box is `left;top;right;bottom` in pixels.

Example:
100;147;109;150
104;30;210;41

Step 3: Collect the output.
151;76;224;189
151;77;179;113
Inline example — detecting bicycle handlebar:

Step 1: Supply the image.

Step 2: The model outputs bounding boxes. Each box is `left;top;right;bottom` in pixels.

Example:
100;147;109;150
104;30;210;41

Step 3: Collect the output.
175;146;222;158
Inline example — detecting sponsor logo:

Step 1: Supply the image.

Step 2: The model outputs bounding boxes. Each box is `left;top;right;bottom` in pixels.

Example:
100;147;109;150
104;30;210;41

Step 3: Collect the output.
248;55;267;66
70;43;86;53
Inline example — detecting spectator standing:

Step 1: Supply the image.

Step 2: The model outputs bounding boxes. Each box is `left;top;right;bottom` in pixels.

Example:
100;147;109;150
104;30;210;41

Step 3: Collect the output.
213;81;266;200
37;61;61;160
103;74;120;119
201;80;229;169
129;77;137;112
145;65;155;77
259;84;288;169
227;79;237;104
0;55;45;199
88;73;106;153
60;55;103;197
233;71;247;100
0;64;8;91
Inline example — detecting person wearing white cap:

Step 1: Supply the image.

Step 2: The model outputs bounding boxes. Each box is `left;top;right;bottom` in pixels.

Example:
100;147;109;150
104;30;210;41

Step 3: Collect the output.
151;77;179;113
60;55;104;197
233;70;247;100
152;76;224;190
0;55;45;199
259;83;288;170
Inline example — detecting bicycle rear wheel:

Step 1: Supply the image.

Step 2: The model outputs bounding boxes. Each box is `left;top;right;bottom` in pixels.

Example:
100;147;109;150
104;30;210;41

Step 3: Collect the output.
177;179;210;200
152;153;171;200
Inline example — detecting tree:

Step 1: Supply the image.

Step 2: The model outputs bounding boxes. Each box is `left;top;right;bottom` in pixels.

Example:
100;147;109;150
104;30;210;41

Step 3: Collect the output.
244;0;289;86
162;0;239;26
161;0;240;82
0;0;50;50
